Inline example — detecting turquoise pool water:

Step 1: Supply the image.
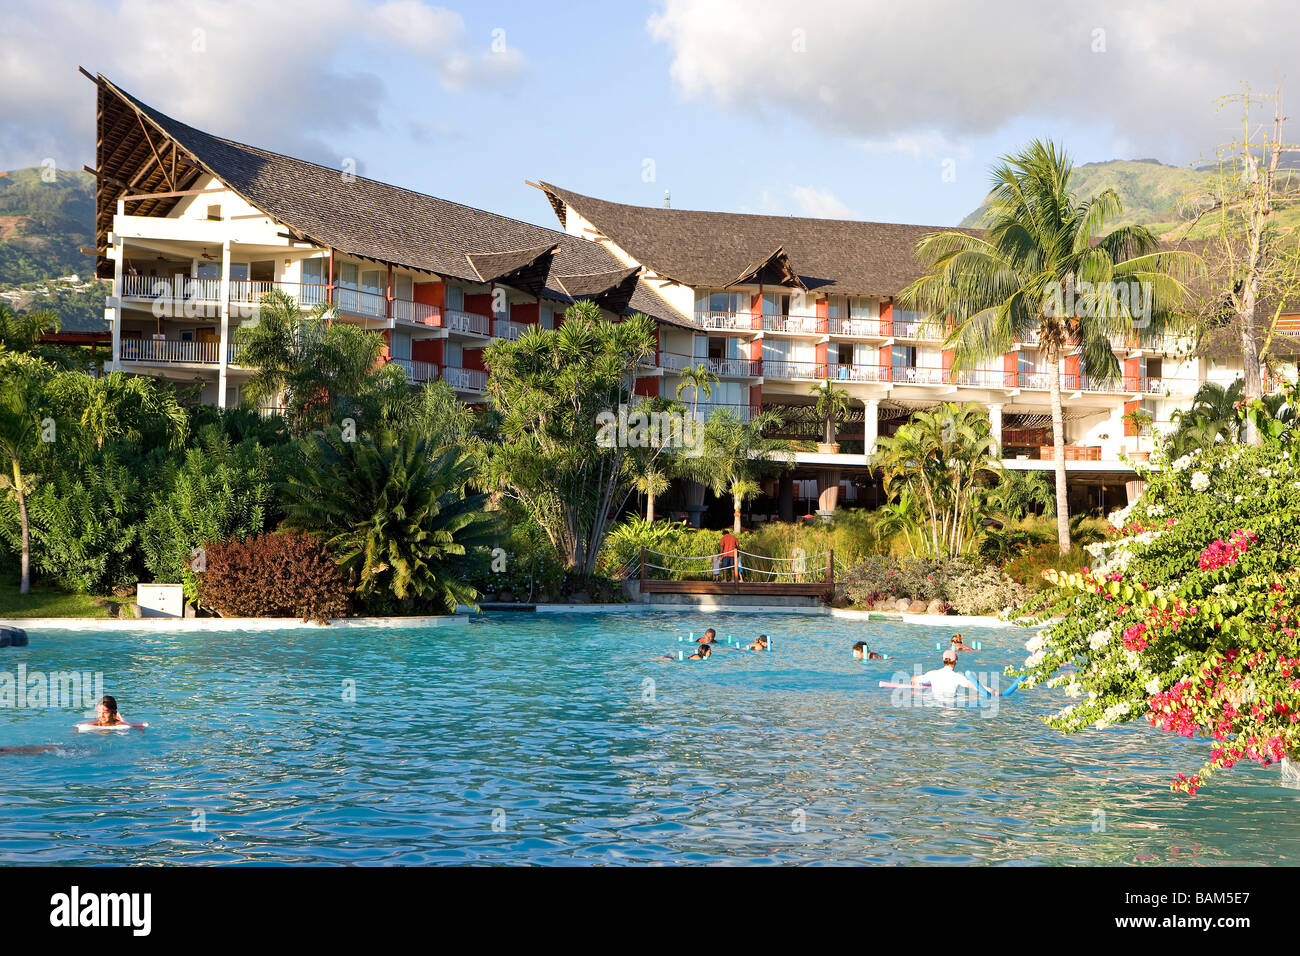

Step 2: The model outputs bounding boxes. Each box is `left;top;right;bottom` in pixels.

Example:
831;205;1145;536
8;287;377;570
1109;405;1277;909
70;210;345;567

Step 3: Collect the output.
0;612;1296;865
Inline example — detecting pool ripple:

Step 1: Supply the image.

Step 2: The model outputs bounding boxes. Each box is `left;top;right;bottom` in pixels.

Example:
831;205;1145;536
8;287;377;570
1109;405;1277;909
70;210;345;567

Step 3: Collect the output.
0;612;1297;864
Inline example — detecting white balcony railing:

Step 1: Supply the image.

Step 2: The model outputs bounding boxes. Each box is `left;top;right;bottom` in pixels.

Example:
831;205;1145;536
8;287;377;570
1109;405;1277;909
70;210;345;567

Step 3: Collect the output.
390;358;438;384
694;310;754;331
392;299;441;327
828;317;885;337
762;314;821;335
827;363;885;383
764;360;826;380
493;319;531;341
121;338;220;364
444;309;491;337
444;366;488;393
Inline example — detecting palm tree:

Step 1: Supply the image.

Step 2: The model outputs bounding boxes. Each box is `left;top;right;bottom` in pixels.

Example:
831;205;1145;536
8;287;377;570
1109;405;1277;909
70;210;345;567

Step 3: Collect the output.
899;139;1198;553
809;379;850;448
688;409;791;533
0;352;58;594
632;465;670;522
0;304;73;367
52;371;187;451
990;470;1056;521
280;428;496;612
873;403;998;557
675;363;718;421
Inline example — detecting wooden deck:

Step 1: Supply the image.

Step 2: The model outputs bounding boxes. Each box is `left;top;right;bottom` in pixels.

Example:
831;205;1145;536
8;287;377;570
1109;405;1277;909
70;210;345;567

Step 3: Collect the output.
639;549;835;598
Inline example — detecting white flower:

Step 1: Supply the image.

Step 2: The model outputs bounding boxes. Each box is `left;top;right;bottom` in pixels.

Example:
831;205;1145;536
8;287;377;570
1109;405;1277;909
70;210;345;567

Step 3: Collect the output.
1190;471;1210;491
1024;650;1046;668
1145;677;1162;695
1025;633;1046;653
1088;629;1112;650
1064;682;1083;698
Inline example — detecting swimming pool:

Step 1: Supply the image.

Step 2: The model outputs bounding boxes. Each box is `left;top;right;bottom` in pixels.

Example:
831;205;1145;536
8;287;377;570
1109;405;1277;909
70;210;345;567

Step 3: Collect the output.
1;612;1295;865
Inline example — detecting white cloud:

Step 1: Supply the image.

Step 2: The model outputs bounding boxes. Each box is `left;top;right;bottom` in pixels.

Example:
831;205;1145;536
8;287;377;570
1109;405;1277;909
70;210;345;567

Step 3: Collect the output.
0;0;524;172
647;0;1298;161
790;185;855;219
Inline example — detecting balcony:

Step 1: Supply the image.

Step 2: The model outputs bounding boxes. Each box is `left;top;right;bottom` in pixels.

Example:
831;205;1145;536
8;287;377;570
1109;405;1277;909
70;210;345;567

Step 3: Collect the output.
949;368;1011;388
763;360;827;381
444;365;488;394
392;298;441;328
660;352;760;377
694;310;755;332
120;337;245;366
389;358;438;384
762;314;821;335
492;319;532;341
889;365;947;385
828;317;886;337
443;308;491;337
827;363;886;383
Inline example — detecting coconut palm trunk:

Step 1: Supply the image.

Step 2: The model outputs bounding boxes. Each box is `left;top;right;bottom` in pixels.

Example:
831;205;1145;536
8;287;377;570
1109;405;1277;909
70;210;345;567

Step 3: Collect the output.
11;456;29;595
1047;351;1070;553
646;488;656;523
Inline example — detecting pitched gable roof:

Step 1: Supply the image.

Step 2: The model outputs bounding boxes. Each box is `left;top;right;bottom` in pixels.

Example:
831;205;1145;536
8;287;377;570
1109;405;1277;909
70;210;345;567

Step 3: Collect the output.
537;182;981;297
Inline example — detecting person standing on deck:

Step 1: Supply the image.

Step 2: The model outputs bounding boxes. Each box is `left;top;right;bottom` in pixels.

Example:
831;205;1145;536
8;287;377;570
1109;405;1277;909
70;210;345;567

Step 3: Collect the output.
720;530;741;582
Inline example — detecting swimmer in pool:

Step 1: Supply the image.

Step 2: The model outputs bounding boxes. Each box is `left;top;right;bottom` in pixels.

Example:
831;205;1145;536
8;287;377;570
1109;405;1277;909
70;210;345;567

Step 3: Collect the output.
949;633;981;653
853;641;886;660
697;628;717;645
746;635;769;651
90;695;146;729
660;643;711;661
912;649;994;697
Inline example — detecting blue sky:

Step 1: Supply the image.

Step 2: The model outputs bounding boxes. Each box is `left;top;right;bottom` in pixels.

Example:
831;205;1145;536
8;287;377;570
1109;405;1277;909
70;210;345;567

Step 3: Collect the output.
2;0;1293;230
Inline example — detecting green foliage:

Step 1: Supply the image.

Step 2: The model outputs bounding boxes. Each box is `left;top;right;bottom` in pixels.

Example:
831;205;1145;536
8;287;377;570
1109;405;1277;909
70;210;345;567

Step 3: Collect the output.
839;554;1026;614
809;379;850;444
280;428;494;613
902;139;1201;553
2;448;142;594
873;402;999;557
989;470;1055;521
0;168;96;284
198;531;351;624
140;426;275;600
234;290;409;435
1019;389;1300;792
483;301;657;573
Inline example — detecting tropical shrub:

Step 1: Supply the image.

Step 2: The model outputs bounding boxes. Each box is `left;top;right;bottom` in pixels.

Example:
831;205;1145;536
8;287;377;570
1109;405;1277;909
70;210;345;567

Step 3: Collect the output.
140;426;275;599
198;531;350;623
6;449;143;593
946;565;1028;616
280;428;494;614
1019;410;1300;794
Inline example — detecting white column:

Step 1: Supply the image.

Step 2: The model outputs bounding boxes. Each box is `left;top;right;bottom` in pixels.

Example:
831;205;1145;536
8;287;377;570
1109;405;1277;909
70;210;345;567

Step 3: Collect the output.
989;402;1004;458
217;240;231;409
109;235;124;371
863;398;879;461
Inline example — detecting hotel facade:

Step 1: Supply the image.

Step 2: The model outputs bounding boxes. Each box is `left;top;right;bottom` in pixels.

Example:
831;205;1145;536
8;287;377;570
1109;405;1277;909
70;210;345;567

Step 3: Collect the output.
87;73;1298;523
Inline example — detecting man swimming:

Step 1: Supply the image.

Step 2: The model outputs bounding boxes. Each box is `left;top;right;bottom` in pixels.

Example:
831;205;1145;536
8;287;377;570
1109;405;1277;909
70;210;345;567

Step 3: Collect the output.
746;635;769;651
660;643;711;661
697;628;717;645
912;649;993;698
853;641;886;660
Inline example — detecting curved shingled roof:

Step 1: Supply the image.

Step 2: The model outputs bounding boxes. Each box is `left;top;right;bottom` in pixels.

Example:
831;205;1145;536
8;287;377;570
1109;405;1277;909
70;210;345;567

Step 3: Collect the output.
89;74;690;327
538;182;981;297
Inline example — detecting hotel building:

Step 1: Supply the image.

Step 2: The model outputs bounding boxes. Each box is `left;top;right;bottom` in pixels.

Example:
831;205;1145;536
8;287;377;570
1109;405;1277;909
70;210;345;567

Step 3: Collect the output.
87;72;1298;523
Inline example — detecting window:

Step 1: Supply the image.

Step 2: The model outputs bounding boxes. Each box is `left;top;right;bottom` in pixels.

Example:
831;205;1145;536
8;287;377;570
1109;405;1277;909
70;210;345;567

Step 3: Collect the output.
762;292;790;316
206;205;222;221
540;305;554;330
893;345;917;369
445;285;464;311
445;341;463;368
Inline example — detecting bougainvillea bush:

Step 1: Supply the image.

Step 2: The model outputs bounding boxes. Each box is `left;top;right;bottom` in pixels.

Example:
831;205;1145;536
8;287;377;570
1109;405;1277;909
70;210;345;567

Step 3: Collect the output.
1019;403;1300;794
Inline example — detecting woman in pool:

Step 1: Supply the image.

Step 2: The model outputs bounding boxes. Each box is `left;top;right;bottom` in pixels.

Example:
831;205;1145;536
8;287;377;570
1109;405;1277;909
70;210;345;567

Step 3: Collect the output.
949;634;980;654
745;635;769;651
90;696;146;729
853;641;886;660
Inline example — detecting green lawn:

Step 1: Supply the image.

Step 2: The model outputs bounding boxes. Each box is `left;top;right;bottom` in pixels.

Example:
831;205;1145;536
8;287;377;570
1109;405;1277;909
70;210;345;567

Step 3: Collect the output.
0;581;130;619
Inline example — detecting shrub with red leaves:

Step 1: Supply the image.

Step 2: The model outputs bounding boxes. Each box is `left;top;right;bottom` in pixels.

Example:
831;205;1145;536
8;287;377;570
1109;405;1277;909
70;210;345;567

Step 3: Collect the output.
198;531;350;624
